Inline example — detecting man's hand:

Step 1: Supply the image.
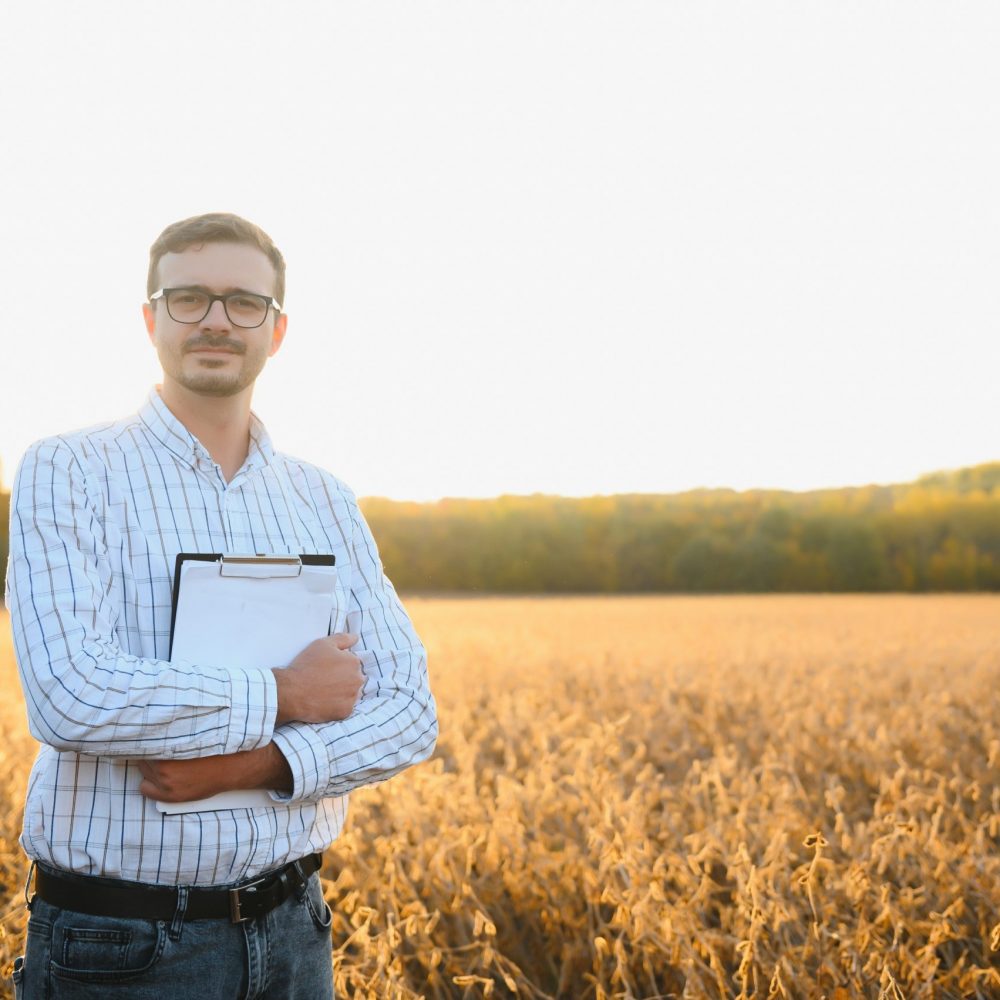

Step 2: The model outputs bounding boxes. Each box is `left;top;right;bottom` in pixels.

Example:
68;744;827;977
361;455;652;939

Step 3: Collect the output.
139;632;363;802
273;632;364;725
137;742;292;802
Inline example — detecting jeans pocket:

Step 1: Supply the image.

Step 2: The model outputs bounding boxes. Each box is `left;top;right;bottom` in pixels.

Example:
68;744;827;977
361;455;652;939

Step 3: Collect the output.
50;917;167;984
303;874;333;932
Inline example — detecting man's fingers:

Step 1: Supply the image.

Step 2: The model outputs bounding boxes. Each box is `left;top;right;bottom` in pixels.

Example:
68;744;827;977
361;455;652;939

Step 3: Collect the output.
332;632;359;650
138;778;164;801
136;760;170;798
136;760;167;797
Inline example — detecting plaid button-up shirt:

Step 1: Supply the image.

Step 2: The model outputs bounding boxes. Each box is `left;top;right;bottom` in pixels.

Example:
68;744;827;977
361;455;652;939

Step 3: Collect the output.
5;388;437;885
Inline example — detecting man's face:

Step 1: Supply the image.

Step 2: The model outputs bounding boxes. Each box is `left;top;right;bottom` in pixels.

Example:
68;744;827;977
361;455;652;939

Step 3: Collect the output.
142;241;287;399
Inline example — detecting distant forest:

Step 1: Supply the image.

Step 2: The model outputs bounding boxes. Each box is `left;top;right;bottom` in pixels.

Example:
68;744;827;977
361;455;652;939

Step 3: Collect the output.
4;463;1000;594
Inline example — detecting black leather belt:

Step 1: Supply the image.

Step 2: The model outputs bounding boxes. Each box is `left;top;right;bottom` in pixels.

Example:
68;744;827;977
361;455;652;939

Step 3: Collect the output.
33;852;324;924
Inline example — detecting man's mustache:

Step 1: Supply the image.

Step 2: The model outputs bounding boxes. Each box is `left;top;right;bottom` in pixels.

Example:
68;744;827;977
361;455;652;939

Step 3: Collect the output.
184;337;246;354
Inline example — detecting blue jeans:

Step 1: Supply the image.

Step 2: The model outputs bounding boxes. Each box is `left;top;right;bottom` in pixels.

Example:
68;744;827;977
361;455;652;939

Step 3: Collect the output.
11;868;334;1000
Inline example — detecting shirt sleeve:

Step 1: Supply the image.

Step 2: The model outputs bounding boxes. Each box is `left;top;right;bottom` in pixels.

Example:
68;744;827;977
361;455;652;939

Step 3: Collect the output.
269;490;438;803
5;438;278;758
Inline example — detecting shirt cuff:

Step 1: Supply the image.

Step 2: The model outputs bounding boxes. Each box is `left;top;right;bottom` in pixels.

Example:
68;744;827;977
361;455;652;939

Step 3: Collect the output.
268;723;331;803
222;667;279;755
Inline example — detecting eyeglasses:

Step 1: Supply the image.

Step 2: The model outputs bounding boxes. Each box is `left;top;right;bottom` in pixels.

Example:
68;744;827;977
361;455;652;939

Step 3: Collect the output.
149;287;282;329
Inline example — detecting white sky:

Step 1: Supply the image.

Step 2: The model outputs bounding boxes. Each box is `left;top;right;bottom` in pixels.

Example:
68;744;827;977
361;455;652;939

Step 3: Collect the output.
1;2;998;500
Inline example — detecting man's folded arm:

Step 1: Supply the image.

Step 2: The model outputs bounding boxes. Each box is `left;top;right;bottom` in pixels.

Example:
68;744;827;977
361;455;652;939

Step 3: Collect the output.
269;492;438;803
5;438;277;758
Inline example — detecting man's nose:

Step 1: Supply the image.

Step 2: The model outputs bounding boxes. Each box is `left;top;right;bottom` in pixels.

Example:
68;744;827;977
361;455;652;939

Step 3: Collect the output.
200;298;232;330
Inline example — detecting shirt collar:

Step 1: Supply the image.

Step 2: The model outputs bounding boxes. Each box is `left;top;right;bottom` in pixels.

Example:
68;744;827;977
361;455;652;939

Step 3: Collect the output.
137;386;275;473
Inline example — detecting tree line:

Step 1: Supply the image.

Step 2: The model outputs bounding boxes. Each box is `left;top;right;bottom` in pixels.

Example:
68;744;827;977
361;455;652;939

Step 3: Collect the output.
4;462;1000;595
362;462;1000;592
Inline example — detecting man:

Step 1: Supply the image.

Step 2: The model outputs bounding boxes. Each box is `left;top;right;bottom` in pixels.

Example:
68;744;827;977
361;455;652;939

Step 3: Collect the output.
5;212;438;999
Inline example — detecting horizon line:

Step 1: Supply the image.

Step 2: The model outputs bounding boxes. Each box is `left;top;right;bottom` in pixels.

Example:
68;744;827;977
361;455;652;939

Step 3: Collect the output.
357;459;1000;505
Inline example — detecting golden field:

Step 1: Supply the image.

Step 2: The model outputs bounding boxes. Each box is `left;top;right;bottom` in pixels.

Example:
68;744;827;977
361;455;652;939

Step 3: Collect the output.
1;595;1000;999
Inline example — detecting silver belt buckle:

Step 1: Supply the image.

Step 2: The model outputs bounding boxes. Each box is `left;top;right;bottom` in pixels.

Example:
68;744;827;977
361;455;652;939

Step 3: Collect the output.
229;875;268;924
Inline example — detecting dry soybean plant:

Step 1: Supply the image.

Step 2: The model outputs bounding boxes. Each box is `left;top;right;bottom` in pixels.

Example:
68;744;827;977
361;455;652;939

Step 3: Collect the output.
2;595;1000;998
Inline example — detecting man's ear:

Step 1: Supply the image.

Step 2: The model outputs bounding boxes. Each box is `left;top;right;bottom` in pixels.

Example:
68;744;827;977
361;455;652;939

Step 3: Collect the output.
268;313;288;358
142;302;156;343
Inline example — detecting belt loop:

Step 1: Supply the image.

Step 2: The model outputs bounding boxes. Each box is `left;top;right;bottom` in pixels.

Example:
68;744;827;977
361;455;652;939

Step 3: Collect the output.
291;857;310;900
23;861;36;911
169;885;190;941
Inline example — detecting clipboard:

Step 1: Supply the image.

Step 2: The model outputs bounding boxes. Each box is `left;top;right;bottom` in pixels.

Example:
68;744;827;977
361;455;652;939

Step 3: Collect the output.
160;552;338;814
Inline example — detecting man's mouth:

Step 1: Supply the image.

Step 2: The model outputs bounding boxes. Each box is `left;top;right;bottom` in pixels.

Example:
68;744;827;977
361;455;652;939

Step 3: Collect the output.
186;342;244;355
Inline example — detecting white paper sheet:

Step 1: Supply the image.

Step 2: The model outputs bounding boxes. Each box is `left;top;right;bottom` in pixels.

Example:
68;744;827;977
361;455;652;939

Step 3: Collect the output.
157;557;338;814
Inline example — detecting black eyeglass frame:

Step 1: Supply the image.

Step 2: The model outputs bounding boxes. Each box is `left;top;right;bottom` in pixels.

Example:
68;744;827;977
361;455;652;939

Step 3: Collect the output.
149;287;283;329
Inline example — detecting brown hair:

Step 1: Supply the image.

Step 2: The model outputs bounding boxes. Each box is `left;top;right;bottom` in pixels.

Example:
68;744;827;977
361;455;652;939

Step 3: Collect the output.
147;212;286;307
